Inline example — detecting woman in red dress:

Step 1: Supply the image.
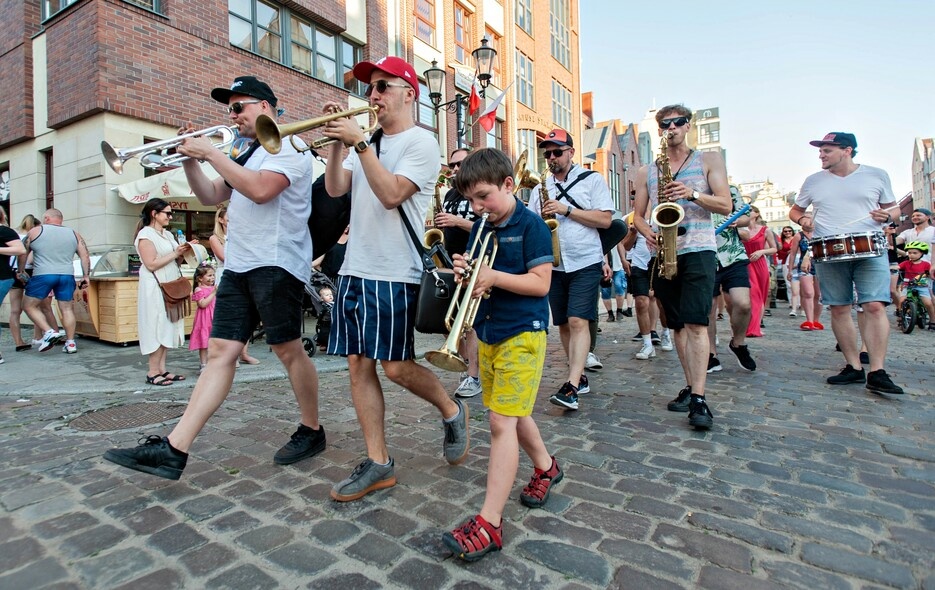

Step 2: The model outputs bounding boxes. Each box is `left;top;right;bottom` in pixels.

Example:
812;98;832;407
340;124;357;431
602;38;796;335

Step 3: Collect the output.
740;207;778;337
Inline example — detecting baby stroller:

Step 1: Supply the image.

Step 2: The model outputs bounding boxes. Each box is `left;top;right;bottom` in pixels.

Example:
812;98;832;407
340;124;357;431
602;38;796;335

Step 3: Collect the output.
301;270;338;357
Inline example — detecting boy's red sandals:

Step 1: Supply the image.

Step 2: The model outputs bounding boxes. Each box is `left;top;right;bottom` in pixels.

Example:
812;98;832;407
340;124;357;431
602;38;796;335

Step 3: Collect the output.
443;514;502;562
519;456;563;508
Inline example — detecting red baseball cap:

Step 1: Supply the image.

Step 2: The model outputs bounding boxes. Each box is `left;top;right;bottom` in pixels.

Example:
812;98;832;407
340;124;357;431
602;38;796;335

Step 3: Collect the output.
352;56;419;98
539;128;574;148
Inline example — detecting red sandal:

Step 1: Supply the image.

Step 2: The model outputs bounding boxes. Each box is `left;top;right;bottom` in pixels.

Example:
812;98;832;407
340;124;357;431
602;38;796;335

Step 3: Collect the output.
519;456;563;508
442;514;502;562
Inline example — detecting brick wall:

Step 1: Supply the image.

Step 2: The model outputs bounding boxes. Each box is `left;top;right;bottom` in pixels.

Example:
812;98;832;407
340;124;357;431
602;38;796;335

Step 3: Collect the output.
0;0;39;148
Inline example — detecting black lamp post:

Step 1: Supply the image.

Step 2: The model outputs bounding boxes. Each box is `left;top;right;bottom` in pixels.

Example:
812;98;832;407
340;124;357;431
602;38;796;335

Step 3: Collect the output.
424;38;497;147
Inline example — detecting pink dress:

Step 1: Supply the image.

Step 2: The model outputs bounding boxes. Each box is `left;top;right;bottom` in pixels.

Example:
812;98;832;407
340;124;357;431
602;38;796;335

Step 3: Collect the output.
188;286;215;350
743;226;770;337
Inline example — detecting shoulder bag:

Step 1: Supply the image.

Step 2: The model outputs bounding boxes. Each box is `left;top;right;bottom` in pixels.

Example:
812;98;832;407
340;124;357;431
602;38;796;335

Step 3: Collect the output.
398;206;456;335
154;261;192;323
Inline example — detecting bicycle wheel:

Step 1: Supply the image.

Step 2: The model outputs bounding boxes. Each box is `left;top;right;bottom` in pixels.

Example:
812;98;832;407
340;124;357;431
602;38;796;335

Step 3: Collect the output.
918;305;930;329
900;300;915;334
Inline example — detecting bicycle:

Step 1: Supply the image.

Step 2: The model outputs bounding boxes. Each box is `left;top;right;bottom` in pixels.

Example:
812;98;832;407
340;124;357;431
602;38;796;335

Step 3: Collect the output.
898;277;931;334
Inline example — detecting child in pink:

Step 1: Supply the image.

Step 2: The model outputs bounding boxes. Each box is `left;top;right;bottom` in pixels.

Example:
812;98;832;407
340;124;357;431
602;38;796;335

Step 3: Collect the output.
189;265;217;372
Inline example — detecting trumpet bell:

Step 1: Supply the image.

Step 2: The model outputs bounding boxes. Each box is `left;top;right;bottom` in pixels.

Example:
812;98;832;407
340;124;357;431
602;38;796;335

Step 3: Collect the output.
424;349;469;373
101;141;126;174
513;150;542;195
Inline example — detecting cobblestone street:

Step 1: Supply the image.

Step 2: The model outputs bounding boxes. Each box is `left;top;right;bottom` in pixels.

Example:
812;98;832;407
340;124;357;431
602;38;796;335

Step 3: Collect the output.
1;309;933;589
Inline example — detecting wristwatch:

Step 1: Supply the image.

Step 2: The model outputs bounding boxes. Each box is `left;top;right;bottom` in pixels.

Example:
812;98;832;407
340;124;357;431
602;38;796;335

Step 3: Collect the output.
354;140;369;154
689;190;700;202
566;205;574;216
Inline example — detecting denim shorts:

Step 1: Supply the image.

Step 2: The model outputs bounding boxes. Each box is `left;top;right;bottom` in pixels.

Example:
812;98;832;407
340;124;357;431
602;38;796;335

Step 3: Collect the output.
211;267;305;345
548;262;603;324
25;274;76;301
815;254;891;306
601;270;627;299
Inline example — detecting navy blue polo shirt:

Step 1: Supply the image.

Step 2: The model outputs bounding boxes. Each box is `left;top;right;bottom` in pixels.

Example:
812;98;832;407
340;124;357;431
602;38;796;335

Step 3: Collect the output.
469;197;553;345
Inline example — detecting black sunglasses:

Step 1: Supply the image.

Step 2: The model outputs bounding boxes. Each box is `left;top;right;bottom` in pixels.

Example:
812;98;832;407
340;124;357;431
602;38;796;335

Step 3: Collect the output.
448;161;463;168
159;210;173;218
659;117;690;129
228;99;262;114
544;148;569;159
365;80;410;96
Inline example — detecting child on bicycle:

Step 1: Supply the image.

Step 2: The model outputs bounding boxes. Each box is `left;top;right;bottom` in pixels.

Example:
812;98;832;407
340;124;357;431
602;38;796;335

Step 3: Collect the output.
896;241;934;330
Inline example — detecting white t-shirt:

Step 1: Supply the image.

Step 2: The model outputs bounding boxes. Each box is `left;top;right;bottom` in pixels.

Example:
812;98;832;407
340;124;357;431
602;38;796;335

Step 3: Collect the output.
795;165;896;238
627;232;652;271
340;126;440;284
528;165;615;273
897;225;935;263
225;137;313;283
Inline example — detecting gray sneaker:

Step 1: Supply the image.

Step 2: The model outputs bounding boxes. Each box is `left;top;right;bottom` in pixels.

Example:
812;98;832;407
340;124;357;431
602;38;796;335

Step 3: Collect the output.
443;398;470;464
330;458;397;502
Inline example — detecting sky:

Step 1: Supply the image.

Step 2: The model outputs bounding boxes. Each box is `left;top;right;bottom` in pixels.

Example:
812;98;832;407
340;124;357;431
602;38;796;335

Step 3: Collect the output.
579;0;933;197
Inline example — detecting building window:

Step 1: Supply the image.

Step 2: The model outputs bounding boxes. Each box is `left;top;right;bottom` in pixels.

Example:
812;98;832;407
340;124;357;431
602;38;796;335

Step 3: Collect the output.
123;0;163;12
484;28;503;88
415;0;436;46
515;51;534;108
486;120;503;150
516;128;540;202
229;0;361;91
454;4;473;64
416;82;439;142
610;153;620;209
515;0;533;36
551;80;572;131
698;122;720;144
550;0;571;69
43;150;54;211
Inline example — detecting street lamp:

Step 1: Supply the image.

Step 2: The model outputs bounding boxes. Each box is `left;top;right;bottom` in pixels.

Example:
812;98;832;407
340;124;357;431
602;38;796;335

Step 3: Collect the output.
424;38;497;147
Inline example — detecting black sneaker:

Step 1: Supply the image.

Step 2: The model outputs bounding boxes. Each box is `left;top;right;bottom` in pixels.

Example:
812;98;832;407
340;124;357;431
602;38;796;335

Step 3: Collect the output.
827;365;865;385
706;354;722;374
667;386;692;412
688;396;714;430
549;382;579;410
578;375;590;394
631;331;643;342
606;310;615;322
621;308;633;318
274;424;326;465
728;340;757;371
616;309;625;320
103;435;188;480
859;351;870;365
866;370;904;395
651;331;661;345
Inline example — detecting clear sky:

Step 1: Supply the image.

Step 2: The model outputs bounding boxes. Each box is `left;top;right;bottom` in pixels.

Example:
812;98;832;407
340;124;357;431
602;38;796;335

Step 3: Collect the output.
580;0;932;197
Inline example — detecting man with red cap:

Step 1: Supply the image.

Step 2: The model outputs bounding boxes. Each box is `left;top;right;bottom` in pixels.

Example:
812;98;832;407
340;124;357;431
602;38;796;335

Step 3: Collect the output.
790;132;904;395
321;56;470;501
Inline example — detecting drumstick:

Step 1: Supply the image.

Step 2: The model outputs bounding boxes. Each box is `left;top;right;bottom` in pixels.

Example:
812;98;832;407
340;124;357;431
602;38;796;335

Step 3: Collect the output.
838;204;901;228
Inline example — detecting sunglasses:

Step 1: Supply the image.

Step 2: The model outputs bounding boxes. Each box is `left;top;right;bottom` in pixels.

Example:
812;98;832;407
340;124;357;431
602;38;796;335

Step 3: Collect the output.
159;210;173;218
365;80;410;96
544;148;569;159
227;100;262;114
448;161;463;168
659;117;690;129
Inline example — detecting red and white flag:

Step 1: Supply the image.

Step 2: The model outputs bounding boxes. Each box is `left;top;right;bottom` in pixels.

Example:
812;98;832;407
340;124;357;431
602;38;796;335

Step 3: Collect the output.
476;82;513;133
468;76;482;117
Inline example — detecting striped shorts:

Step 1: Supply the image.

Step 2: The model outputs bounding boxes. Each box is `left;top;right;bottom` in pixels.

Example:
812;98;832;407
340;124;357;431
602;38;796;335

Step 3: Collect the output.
327;275;418;361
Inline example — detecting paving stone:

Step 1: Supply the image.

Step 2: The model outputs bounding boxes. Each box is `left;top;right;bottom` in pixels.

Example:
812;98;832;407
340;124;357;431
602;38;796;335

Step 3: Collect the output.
345;532;405;567
32;512;100;540
206;563;279;590
812;507;885;533
565;503;652;540
307;573;381;590
598;538;693;580
356;508;419;537
0;556;68;588
760;560;852;590
768;481;830;504
308;519;361;545
207;510;260;533
240;490;293;513
387;557;450;589
524;515;603;547
625;495;687;520
610;565;685;590
735;489;809;515
0;482;64;510
123;505;177;535
648;455;710;474
651;523;752;573
710;467;766;488
797;470;870;496
235;524;293;554
517;540;611;586
179;543;238;576
59;524;129;558
454;551;554;587
74;548;154;588
111;568;184;590
760;511;872;552
677;491;758;520
800;542;914;588
688;512;793;553
265;541;335;574
177;494;235;522
697;565;784;590
103;497;154;519
0;536;44;572
148;523;208;556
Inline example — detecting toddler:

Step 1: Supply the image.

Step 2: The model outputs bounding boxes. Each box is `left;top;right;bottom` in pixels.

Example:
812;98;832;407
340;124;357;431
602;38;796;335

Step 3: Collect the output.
189;265;217;371
317;286;334;351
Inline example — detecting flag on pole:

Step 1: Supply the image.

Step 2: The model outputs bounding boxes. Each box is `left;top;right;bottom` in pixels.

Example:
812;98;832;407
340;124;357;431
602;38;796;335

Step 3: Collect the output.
468;76;481;116
477;82;513;133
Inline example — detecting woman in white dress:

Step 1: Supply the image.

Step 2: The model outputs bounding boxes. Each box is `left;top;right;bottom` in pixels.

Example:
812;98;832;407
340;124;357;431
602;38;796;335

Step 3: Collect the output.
135;198;195;386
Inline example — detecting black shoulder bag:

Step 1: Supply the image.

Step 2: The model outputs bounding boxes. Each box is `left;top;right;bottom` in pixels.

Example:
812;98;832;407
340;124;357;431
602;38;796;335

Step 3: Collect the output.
553;170;628;255
399;207;456;334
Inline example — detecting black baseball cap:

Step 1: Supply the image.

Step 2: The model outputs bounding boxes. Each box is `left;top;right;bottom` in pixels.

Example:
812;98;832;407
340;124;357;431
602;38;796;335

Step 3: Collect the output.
809;132;857;150
211;76;278;107
539;128;574;148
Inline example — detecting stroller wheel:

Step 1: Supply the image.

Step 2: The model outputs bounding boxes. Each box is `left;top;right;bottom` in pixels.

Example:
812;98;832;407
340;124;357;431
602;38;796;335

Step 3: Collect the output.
302;337;316;357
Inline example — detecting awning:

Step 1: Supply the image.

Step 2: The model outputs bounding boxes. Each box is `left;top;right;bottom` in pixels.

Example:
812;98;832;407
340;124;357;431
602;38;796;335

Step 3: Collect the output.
113;165;219;205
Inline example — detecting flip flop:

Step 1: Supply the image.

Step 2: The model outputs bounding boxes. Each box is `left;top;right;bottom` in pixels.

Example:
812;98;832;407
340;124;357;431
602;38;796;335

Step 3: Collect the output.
15;345;31;352
161;372;186;382
146;374;173;386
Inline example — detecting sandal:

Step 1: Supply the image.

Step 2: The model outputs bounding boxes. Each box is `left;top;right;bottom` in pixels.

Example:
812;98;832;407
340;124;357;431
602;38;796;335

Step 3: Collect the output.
146;374;173;386
239;355;260;365
442;515;502;562
160;372;186;382
15;345;31;352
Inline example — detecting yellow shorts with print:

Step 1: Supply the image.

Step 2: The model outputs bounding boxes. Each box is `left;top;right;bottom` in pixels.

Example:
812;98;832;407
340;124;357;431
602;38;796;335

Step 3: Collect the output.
479;331;547;417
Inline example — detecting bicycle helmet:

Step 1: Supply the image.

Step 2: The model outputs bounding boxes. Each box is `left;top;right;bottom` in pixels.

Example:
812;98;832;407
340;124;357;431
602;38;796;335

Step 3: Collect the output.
905;240;930;253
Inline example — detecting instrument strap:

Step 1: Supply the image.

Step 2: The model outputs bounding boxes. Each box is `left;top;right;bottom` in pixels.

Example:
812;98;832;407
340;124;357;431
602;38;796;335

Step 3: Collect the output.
552;169;596;209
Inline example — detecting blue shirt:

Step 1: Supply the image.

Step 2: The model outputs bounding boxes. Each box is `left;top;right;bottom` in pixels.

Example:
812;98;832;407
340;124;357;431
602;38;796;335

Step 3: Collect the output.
469;197;553;345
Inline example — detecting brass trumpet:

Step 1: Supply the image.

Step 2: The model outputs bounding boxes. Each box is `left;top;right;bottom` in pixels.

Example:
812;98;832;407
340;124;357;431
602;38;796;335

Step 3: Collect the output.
100;125;238;174
255;105;380;154
425;213;498;373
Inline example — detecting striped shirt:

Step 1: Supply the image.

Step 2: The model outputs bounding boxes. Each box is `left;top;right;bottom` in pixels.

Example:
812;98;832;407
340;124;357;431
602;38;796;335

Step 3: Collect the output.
648;150;716;254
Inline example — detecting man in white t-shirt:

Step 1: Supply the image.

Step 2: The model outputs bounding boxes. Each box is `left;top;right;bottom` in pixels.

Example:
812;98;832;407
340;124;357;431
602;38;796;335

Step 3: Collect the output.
321;56;469;502
104;76;325;480
790;132;903;395
896;208;935;265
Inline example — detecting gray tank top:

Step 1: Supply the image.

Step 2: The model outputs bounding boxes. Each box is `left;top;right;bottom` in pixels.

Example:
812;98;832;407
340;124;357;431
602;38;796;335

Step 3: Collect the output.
31;224;78;276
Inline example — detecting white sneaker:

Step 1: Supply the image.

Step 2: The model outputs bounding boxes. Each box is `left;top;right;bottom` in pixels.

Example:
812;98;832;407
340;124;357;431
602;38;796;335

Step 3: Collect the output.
585;352;603;371
62;341;77;354
37;330;60;353
789;310;797;317
56;329;66;338
659;332;673;351
454;375;482;398
635;344;656;360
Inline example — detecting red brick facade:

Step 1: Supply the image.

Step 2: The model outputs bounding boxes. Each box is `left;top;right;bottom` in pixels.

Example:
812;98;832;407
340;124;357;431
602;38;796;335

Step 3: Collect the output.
0;0;39;149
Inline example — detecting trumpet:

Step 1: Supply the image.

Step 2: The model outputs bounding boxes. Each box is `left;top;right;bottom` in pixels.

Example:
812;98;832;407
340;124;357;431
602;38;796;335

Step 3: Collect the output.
101;125;238;174
255;106;379;154
424;213;498;373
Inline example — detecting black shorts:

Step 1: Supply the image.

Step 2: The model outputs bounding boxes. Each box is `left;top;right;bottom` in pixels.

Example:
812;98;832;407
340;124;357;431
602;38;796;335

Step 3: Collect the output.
652;251;717;329
548;262;602;324
211;267;305;345
713;260;750;297
629;264;652;297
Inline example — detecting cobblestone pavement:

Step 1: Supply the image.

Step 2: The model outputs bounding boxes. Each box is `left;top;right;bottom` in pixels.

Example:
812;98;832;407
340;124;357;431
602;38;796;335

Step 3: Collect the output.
1;308;933;589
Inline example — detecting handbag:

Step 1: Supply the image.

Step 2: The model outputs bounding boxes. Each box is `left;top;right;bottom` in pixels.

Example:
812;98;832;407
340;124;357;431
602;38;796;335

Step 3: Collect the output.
553;170;628;255
398;205;456;334
154;262;192;323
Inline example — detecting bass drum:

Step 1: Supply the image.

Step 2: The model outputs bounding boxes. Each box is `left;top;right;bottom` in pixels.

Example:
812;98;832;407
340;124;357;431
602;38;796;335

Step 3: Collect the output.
810;232;885;263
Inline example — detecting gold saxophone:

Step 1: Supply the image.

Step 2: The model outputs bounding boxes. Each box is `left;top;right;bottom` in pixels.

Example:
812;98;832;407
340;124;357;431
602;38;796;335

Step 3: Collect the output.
424;171;448;267
539;169;562;267
651;130;684;279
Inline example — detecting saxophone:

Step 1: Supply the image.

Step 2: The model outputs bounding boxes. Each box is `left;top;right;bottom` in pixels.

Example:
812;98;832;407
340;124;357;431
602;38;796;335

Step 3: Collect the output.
651;130;684;279
540;168;562;267
424;171;448;267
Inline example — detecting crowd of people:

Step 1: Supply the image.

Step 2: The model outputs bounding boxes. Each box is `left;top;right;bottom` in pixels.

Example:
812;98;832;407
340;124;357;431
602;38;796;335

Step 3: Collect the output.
1;55;930;564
